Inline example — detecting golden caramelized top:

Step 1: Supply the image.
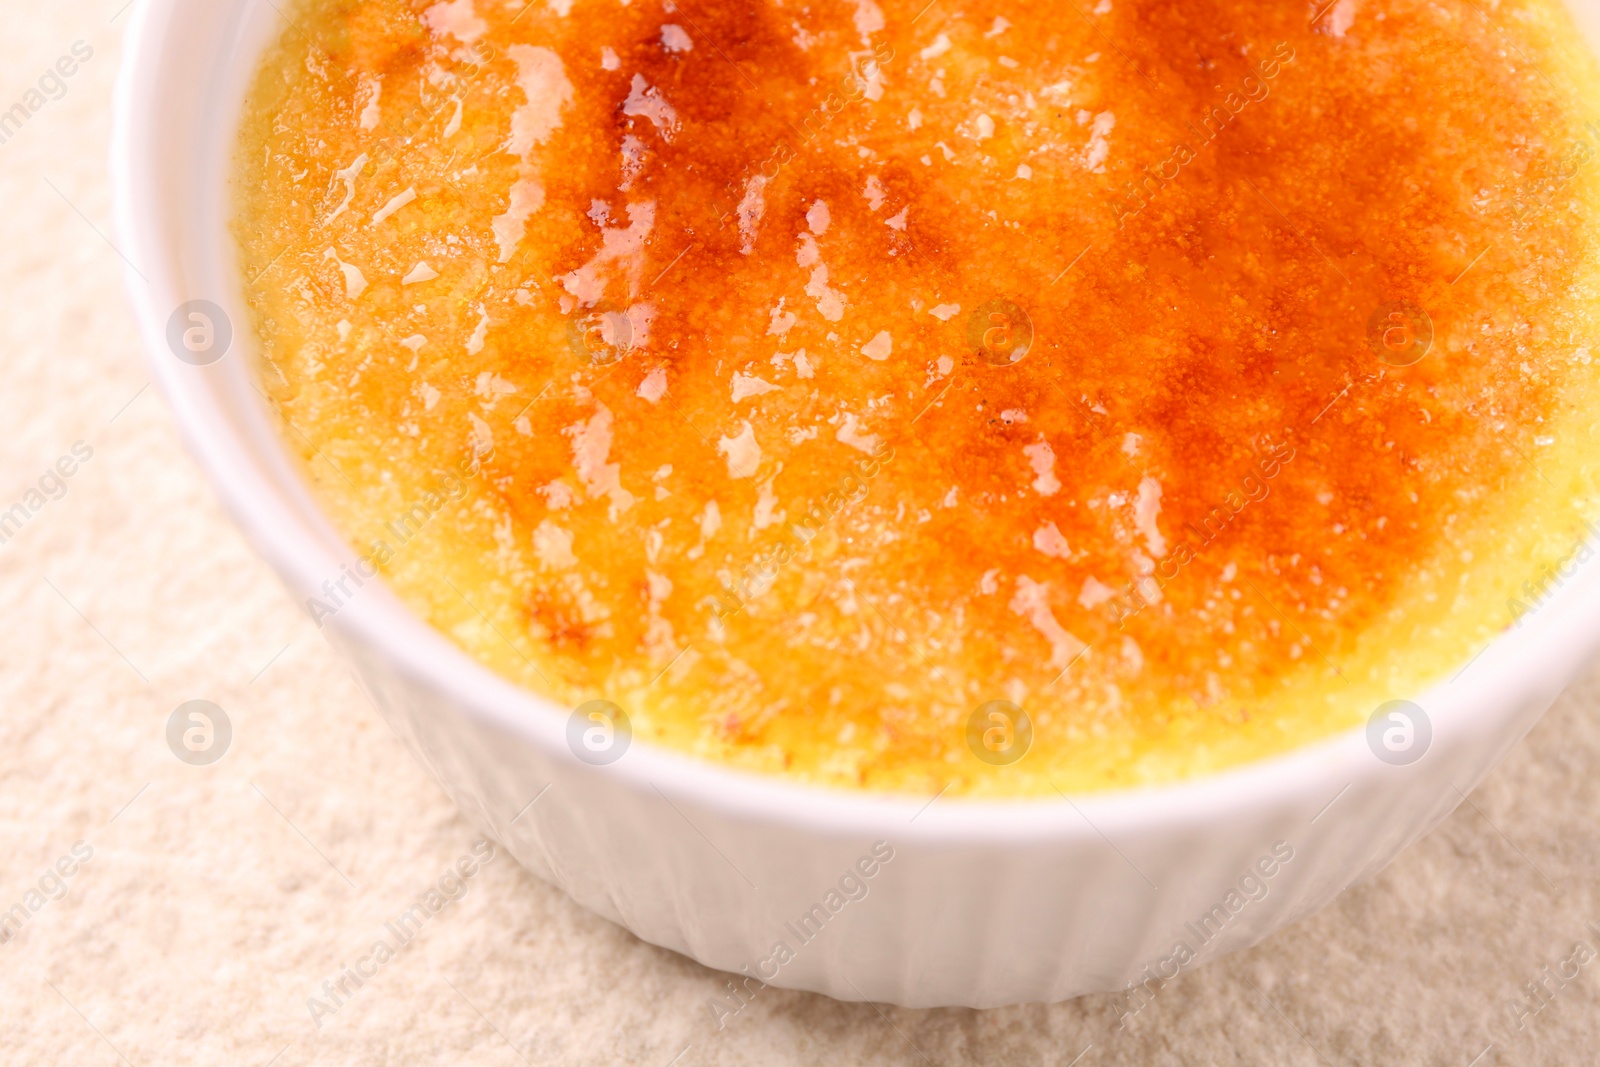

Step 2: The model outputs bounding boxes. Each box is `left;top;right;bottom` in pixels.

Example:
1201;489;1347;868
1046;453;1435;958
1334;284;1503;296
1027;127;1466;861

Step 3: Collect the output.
237;0;1600;795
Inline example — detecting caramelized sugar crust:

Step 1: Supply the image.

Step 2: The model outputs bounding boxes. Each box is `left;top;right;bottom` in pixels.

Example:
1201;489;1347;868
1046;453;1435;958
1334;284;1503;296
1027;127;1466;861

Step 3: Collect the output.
237;0;1600;794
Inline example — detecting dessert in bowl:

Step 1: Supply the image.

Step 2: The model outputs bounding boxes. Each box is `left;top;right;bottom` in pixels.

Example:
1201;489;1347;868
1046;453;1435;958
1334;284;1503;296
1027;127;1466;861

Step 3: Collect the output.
118;0;1600;1005
234;0;1600;795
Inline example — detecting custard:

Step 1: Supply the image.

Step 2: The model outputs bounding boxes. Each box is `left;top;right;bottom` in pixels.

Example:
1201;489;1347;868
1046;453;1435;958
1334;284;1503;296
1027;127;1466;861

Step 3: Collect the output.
236;0;1600;795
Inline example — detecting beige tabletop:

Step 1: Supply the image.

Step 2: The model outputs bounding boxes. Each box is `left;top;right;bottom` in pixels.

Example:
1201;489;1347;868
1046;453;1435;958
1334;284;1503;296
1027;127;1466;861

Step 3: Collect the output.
3;4;1599;1065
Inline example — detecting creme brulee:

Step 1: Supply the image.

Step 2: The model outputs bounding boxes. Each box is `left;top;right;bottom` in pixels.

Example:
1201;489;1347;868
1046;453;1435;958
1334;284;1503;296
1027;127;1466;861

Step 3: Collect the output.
235;0;1600;796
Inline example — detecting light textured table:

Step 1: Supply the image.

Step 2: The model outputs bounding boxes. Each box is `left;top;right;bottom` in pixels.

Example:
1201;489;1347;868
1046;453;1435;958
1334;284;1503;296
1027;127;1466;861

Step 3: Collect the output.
3;5;1599;1065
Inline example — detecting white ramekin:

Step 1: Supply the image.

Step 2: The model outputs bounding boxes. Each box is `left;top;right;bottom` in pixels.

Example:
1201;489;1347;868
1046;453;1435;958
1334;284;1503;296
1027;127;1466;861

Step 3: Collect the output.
113;0;1600;1007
